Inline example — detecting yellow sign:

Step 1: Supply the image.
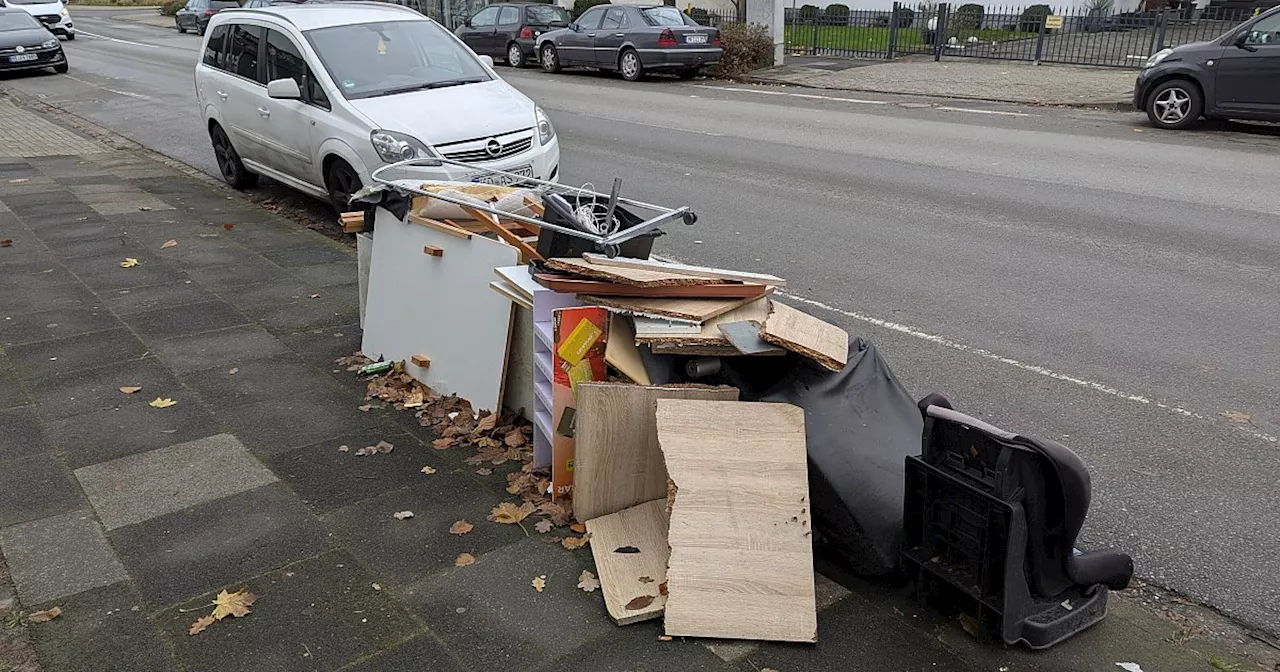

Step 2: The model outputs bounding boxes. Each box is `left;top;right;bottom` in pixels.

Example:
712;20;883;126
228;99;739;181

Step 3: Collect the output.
1044;15;1064;29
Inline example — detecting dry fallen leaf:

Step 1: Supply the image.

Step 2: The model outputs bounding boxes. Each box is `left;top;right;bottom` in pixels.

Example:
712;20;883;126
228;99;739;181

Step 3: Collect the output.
475;414;497;434
1223;410;1251;423
959;613;980;637
358;404;372;412
577;570;600;593
504;430;526;448
210;588;256;620
337;445;349;452
624;595;655;611
489;502;534;525
657;635;673;642
27;607;61;623
421;465;437;475
148;397;177;408
309;293;321;299
569;523;587;534
534;519;554;534
393;510;414;520
449;520;474;536
7;178;28;184
531;575;546;593
228;368;239;375
224;223;235;230
454;553;476;568
562;534;591;551
161;239;178;249
375;440;394;454
188;614;215;635
475;468;493;476
432;438;455;450
0;239;13;248
118;386;142;394
119;258;139;268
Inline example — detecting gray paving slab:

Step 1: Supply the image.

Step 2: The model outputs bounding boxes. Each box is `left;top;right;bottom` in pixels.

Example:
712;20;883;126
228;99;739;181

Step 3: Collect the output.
0;274;94;317
109;482;333;607
266;430;434;514
0;366;32;410
26;355;182;421
342;633;469;672
400;537;611;672
219;387;383;458
0;267;82;295
99;281;216;316
0;307;119;347
156;550;419;672
535;619;738;672
74;433;277;531
249;290;361;335
262;245;353;267
215;279;335;312
29;581;183;672
0;510;127;605
185;259;291;291
121;300;250;340
176;353;339;411
48;399;218;470
6;327;149;380
66;249;189;291
149;324;291;374
0;452;86;529
25;217;122;245
288;262;360;289
43;234;145;261
278;323;363;370
0;405;51;460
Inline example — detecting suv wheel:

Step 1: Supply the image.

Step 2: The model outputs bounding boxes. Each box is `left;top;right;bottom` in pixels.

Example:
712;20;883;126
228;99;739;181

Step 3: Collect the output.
325;159;362;215
1146;79;1202;130
507;42;525;68
540;43;560;73
210;124;258;189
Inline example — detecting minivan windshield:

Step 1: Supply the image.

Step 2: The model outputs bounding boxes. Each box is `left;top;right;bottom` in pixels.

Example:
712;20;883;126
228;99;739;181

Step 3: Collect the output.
305;19;491;100
0;11;42;30
5;0;57;5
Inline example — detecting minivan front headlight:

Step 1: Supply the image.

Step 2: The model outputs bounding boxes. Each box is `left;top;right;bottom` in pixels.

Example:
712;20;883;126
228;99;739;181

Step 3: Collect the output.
1144;48;1174;69
60;8;69;17
536;106;555;145
370;130;433;164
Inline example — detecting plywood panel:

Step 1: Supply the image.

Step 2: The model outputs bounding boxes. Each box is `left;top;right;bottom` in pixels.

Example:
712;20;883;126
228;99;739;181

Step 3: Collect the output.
533;274;769;298
634;297;771;347
574;383;738;523
361;207;519;413
761;300;848;372
580;293;760;323
546;257;722;288
656;399;816;643
582;254;787;287
583;499;670;625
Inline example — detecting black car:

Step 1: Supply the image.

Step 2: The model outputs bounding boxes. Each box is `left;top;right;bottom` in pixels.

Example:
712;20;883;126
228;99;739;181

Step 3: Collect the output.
175;0;238;35
1134;4;1280;129
536;4;720;81
456;2;570;68
0;7;67;74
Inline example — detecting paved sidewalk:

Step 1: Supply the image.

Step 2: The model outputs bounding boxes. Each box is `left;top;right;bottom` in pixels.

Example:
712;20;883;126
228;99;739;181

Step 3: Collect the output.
0;93;1262;672
744;56;1136;108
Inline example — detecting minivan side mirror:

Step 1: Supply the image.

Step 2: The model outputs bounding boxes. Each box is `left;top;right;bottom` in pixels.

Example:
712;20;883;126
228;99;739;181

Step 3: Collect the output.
478;54;494;68
266;78;302;100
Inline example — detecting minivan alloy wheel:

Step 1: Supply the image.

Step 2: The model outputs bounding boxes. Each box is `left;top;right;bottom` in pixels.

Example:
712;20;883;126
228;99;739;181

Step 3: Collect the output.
1153;87;1191;124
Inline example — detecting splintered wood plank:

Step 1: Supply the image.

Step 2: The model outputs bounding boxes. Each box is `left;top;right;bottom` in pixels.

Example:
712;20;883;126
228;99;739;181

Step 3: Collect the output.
760;300;848;372
545;258;722;288
406;213;473;240
634;296;771;347
460;205;543;262
656;399;816;643
580;294;760;323
574;383;738;523
582;254;787;287
584;499;671;625
532;274;769;299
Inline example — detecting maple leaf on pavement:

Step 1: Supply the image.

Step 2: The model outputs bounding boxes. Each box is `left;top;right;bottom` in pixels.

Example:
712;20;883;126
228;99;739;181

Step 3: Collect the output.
474;413;497;434
531;575;546;592
188;614;215;635
504;430;526;448
569;523;587;534
449;520;474;535
27;607;61;623
149;397;177;408
455;553;476;568
562;534;591;551
119;386;142;394
393;511;414;520
534;519;554;534
489;502;534;525
432;438;455;450
577;570;600;593
421;465;437;475
210;588;256;620
119;258;139;268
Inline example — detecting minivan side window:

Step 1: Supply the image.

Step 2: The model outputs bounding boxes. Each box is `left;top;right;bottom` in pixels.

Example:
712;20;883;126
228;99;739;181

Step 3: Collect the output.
203;23;229;69
266;28;330;110
1242;14;1280;45
497;6;519;25
226;24;265;84
471;6;499;27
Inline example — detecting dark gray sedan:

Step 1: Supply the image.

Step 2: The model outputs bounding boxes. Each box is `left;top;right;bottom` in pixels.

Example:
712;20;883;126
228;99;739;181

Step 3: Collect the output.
537;4;721;81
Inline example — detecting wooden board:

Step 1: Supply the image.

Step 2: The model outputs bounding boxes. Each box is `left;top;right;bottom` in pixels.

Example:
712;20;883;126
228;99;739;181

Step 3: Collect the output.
546;257;721;288
761;300;848;372
656;399;816;643
573;383;738;523
582;254;787;287
649;344;744;357
362;207;518;413
494;265;541;304
584;499;671;625
604;316;650;385
580;293;761;323
489;280;533;311
634;297;771;347
533;274;769;299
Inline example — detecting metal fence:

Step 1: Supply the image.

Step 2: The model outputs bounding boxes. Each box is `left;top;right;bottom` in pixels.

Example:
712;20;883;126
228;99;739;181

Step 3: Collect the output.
784;2;1266;68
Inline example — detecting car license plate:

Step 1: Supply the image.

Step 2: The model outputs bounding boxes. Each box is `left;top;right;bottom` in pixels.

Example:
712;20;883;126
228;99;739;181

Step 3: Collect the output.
686;34;707;44
8;54;38;63
470;165;533;186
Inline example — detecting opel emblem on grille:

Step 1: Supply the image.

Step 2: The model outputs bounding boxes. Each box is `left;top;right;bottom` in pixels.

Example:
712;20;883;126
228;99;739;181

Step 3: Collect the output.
15;46;24;54
485;138;502;158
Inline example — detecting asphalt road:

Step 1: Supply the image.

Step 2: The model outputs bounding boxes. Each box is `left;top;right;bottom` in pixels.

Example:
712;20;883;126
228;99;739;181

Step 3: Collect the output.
7;6;1280;636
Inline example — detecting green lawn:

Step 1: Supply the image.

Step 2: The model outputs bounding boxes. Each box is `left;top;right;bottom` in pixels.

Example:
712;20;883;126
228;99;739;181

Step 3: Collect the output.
784;24;1035;54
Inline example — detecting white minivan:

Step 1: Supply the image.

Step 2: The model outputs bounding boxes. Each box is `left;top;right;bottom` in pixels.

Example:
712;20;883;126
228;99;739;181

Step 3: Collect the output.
195;2;559;212
5;0;74;40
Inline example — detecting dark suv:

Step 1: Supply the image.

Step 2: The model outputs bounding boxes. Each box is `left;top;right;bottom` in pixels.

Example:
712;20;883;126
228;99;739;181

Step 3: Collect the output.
174;0;238;36
456;2;570;68
1134;5;1280;129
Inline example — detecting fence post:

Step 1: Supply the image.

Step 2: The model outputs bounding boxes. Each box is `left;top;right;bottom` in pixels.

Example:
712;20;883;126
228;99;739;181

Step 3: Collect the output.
887;1;900;59
1033;8;1047;64
1155;10;1169;51
934;3;949;62
810;13;819;55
